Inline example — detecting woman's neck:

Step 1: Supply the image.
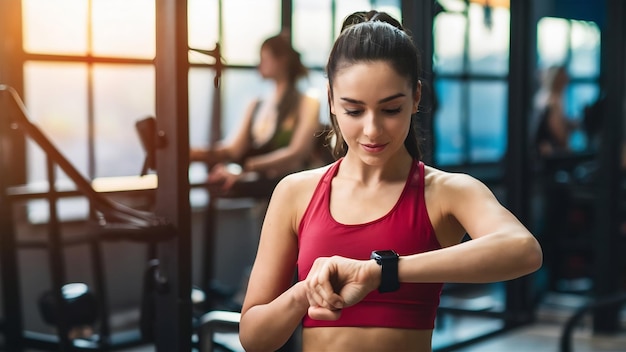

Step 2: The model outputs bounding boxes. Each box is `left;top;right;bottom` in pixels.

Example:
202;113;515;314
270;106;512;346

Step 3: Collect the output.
340;151;413;186
273;78;292;100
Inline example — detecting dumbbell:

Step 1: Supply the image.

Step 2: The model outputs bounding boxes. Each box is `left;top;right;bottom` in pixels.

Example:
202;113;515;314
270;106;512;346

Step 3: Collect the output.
38;282;99;339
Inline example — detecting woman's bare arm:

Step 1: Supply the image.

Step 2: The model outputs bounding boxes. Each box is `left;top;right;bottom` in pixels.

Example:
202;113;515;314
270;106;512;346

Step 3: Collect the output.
397;170;542;284
239;172;320;351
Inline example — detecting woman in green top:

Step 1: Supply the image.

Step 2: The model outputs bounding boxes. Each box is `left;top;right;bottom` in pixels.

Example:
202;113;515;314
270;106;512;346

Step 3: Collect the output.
191;33;322;191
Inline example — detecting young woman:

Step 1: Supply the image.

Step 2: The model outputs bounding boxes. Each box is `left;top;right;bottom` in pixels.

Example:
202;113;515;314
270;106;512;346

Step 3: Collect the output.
239;11;543;352
190;33;321;190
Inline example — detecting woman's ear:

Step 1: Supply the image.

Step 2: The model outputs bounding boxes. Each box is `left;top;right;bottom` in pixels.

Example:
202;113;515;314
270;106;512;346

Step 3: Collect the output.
412;80;422;114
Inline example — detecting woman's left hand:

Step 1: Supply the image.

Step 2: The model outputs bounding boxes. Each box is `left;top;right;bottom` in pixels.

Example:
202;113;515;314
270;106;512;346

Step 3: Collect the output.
304;256;380;320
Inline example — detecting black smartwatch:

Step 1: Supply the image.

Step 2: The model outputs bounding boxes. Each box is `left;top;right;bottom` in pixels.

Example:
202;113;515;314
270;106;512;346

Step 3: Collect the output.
370;250;400;293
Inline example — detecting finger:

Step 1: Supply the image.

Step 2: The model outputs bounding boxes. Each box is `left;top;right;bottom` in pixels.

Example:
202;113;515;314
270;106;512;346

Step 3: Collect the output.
207;170;225;183
305;283;327;308
313;282;344;310
314;263;345;309
222;176;236;191
305;273;343;311
308;306;342;321
307;261;343;310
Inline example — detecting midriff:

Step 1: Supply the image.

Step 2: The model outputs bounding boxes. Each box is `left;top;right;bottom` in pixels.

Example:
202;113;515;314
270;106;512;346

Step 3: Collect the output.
302;326;433;352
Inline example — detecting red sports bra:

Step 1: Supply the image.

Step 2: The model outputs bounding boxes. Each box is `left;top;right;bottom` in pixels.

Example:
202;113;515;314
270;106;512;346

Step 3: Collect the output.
297;158;443;329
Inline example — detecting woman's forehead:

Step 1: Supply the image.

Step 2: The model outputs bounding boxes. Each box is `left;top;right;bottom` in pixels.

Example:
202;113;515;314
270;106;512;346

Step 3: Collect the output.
332;61;412;93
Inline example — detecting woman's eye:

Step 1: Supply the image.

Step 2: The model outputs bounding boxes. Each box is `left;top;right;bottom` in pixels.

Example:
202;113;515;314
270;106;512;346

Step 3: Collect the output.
342;107;402;116
344;109;362;116
383;107;402;115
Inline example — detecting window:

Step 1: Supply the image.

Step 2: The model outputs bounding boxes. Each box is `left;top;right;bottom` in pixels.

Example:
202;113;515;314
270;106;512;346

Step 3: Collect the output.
21;0;156;222
22;0;156;183
433;0;510;165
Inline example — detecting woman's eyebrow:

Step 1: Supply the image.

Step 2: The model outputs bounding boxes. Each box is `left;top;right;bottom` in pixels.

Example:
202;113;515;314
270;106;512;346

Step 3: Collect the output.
339;93;406;105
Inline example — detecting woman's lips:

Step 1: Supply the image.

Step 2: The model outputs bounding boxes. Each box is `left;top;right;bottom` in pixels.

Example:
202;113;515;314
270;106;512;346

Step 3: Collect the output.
361;143;387;153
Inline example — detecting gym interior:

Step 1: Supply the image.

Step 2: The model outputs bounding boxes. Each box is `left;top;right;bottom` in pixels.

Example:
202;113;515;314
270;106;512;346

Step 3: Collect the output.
0;0;624;351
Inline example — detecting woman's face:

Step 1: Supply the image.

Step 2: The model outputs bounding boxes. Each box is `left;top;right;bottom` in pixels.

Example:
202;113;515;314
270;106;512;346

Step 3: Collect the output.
258;47;284;80
329;60;420;165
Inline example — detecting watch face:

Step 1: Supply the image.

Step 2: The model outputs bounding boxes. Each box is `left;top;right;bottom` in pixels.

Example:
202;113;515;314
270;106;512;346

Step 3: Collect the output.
376;250;398;258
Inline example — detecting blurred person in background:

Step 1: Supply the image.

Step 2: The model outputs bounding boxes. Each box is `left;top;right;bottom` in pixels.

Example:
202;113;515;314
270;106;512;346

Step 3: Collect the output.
531;65;580;159
191;32;322;191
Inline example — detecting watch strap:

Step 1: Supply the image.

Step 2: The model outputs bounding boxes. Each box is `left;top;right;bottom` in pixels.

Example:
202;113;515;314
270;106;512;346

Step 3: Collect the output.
371;250;400;293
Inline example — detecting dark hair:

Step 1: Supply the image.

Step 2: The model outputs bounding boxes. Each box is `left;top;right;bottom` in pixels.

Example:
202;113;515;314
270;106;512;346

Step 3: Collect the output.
261;33;308;85
261;33;308;125
325;10;423;160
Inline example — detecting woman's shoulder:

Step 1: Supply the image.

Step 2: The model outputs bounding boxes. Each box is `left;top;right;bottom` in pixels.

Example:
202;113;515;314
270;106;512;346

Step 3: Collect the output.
270;163;335;216
423;165;488;195
422;165;498;231
297;90;321;108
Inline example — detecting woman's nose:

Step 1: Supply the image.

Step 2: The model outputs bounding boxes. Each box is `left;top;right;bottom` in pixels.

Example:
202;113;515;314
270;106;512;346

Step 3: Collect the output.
363;112;382;139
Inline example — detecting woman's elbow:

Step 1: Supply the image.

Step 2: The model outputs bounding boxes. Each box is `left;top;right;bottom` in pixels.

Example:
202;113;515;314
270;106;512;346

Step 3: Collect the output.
519;235;543;274
238;333;255;352
239;332;278;352
239;319;259;352
238;316;279;352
